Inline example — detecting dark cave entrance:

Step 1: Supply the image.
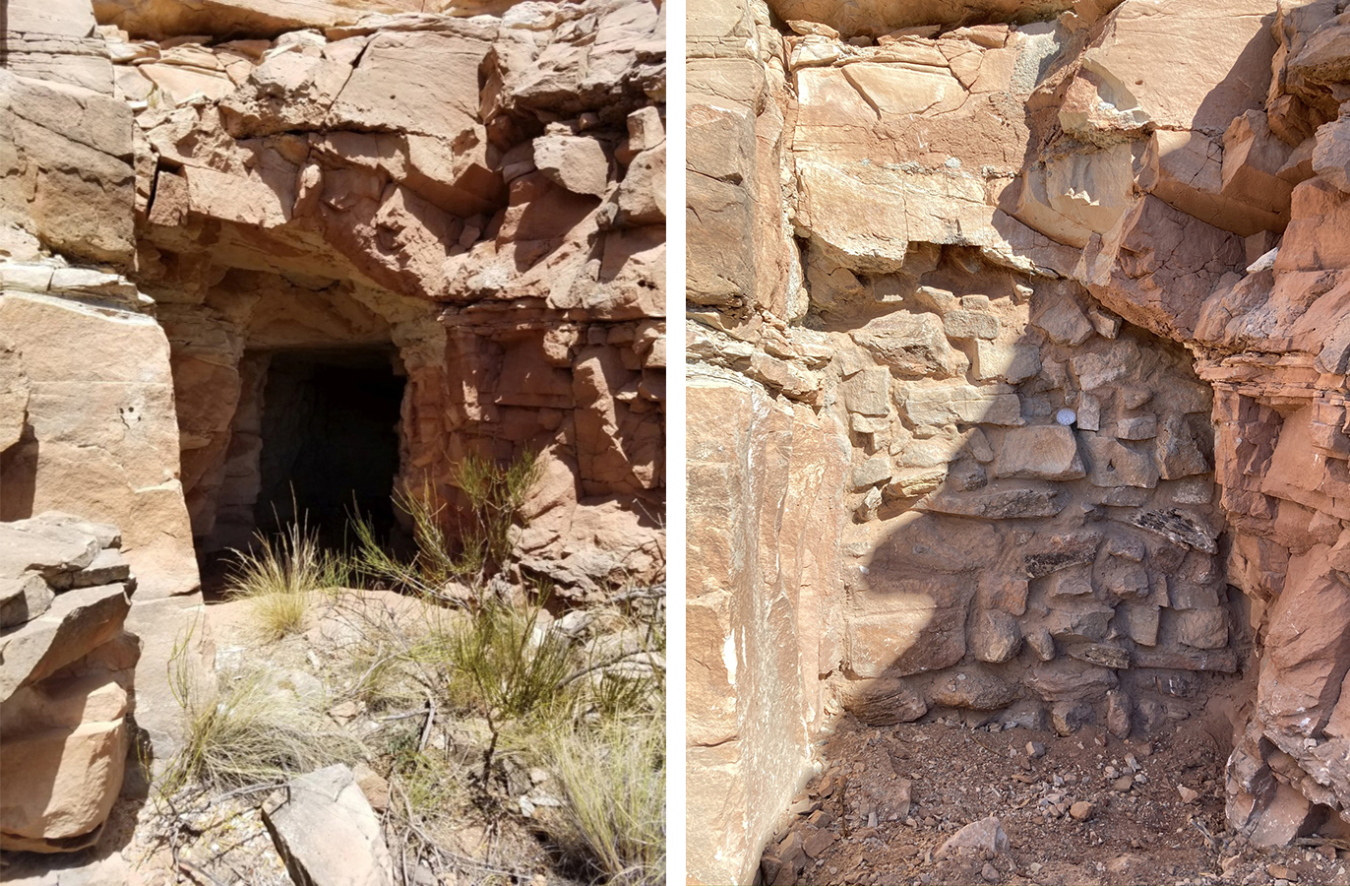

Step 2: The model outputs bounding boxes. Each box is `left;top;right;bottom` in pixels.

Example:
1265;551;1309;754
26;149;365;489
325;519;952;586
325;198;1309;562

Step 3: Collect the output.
254;348;406;549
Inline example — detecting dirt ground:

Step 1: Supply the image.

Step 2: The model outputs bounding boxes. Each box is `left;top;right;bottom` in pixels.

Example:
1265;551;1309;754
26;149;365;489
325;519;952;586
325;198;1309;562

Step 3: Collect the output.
761;713;1350;886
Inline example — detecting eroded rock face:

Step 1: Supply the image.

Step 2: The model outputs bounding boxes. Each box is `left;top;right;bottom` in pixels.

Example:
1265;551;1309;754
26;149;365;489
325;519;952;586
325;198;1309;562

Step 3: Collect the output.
113;0;664;598
1;0;663;854
2;0;663;583
687;0;1350;880
0;513;140;854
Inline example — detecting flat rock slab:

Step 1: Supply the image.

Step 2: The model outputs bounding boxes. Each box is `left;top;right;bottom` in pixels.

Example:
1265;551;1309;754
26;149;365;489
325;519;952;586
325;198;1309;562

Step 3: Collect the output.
48;549;131;592
8;512;120;550
0;583;130;701
0;524;99;582
920;485;1066;519
263;764;395;886
0;573;55;629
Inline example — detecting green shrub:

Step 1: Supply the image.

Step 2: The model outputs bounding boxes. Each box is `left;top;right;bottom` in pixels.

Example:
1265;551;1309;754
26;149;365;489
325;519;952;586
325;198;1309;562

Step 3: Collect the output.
442;592;575;723
351;452;539;598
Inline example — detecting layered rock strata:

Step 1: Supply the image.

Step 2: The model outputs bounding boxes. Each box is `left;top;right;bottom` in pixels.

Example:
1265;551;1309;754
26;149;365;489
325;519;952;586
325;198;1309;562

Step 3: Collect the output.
1;0;664;854
0;513;140;853
687;0;1350;880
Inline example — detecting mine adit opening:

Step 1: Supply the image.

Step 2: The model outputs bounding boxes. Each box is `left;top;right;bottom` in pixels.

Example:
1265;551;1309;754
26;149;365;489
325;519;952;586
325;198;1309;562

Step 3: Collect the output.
252;347;406;550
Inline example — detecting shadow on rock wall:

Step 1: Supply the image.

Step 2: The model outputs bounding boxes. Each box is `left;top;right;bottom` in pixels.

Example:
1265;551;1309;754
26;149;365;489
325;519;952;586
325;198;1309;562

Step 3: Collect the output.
837;263;1240;738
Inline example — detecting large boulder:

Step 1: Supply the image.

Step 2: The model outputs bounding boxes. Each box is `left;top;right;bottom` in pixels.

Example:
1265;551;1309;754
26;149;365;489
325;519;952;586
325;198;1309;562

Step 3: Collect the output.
0;515;140;854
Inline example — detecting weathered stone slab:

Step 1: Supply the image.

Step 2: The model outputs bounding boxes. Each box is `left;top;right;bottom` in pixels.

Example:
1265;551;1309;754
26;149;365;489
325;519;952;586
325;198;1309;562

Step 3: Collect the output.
920;485;1065;519
47;549;131;592
263;765;396;886
1123;508;1219;554
0;574;54;629
0;583;129;702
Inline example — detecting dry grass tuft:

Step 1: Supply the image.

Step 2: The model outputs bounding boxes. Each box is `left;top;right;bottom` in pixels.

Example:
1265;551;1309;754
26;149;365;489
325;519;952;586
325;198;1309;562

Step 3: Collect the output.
546;714;665;886
226;519;349;641
162;626;362;794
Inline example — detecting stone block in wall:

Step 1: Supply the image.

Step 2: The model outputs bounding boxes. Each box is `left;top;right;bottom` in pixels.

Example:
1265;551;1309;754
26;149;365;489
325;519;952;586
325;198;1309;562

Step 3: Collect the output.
1028;660;1117;703
898;383;1020;427
850;312;965;380
973;338;1041;384
977;572;1028;617
942;308;1000;341
1174;607;1229;650
840;676;928;726
1166;575;1222;611
1070;344;1138;391
1043;599;1115;643
1156;415;1211;478
920;484;1065;519
839;367;891;417
1030;289;1094;347
1124;508;1220;555
929;668;1018;710
1042;565;1094;600
1115;603;1160;647
1021;531;1101;578
849;573;973;678
1082;435;1160;489
1096;556;1150;600
972;609;1022;664
993;425;1085;481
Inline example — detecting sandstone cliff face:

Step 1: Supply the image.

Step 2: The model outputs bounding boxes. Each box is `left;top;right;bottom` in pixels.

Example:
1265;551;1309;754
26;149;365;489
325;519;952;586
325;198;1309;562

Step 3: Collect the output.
687;0;1350;880
2;0;665;598
1;0;663;853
